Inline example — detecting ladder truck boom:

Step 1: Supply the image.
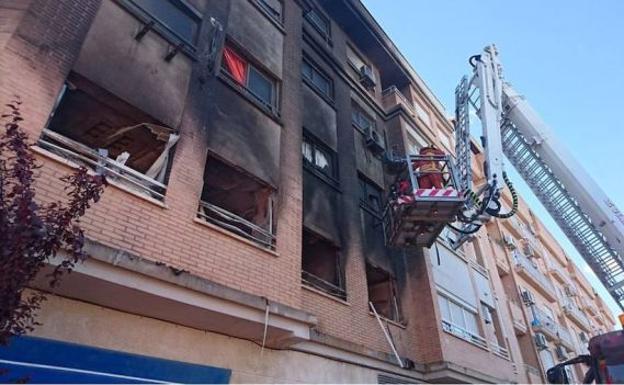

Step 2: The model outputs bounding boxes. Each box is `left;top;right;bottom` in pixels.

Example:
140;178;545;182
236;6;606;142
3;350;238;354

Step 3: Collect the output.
455;44;624;310
502;83;624;306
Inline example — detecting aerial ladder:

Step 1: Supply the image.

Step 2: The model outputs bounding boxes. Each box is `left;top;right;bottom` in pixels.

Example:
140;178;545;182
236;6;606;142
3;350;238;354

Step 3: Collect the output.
384;44;624;310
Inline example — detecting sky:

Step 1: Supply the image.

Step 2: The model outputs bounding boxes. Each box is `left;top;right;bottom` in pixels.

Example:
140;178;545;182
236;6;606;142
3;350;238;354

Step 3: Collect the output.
362;0;624;320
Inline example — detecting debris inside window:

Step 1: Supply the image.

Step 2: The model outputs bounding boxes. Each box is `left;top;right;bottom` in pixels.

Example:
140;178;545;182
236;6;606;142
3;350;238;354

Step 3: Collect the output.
41;73;178;200
301;229;345;299
198;155;275;249
366;263;401;322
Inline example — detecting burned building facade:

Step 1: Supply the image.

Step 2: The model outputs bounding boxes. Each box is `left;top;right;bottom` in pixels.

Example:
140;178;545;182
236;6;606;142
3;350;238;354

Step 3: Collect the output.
0;0;615;383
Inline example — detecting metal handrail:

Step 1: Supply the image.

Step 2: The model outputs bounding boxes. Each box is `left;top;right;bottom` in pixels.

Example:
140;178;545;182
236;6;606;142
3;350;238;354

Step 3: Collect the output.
301;270;346;300
198;200;275;249
441;319;488;349
39;129;166;199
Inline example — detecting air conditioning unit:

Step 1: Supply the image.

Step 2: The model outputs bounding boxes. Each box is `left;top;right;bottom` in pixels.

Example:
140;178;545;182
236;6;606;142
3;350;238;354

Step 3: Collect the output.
579;331;588;343
555;345;567;360
534;333;548;350
503;234;517;249
359;65;376;89
523;243;537;258
365;127;385;156
564;285;577;297
521;290;535;305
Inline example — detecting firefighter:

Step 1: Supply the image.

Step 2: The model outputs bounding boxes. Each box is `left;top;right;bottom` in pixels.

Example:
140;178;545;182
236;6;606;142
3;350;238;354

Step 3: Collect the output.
413;144;446;189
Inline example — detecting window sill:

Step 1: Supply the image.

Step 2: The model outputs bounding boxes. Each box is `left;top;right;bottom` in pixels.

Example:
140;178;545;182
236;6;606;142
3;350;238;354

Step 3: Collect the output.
302;284;350;306
193;217;279;258
248;0;286;34
368;311;406;329
31;145;169;209
217;73;283;126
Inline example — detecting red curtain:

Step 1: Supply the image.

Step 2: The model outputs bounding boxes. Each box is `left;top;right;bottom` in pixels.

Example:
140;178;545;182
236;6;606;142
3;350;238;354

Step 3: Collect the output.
223;46;247;85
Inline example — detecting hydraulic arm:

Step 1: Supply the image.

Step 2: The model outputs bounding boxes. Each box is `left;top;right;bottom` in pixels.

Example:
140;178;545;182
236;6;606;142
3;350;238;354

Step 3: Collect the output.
454;45;624;310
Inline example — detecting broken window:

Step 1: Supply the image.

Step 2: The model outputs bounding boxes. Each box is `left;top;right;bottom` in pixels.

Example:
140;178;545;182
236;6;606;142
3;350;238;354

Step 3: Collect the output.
302;133;336;181
221;44;278;112
198;155;275;249
41;72;178;200
301;229;345;300
366;263;401;322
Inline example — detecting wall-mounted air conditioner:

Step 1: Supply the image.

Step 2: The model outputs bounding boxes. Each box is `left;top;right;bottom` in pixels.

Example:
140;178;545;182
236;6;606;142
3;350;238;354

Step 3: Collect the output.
521;290;535;305
534;333;548;350
359;65;376;89
365;127;385;156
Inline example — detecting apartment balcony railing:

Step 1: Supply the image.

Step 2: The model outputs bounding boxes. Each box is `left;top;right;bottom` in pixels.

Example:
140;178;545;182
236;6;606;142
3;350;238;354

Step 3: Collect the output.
197;201;276;250
509;299;528;335
530;307;559;341
563;301;592;330
39;129;167;200
557;325;576;351
381;86;415;116
513;251;557;301
490;340;511;360
441;320;488;350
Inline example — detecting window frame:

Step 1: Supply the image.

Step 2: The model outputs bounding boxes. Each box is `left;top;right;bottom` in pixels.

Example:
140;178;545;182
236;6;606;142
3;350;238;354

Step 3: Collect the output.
351;102;375;134
253;0;283;24
302;132;338;184
366;263;403;323
304;6;331;43
301;228;345;300
122;0;202;51
220;42;280;116
302;57;334;101
358;175;383;215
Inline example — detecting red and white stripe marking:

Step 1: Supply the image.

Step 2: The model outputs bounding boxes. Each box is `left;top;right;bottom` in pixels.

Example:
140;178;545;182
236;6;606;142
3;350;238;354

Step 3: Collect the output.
415;188;459;198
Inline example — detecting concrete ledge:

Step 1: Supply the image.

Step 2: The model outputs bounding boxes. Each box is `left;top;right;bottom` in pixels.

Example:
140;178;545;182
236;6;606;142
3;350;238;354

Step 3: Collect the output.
32;238;317;348
424;360;511;384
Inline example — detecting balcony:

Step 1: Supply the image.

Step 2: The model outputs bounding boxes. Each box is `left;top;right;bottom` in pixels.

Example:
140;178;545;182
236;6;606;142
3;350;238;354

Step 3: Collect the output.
490;340;511;360
557;326;576;352
563;302;592;330
509;299;528;335
513;251;557;301
381;86;415;116
530;307;559;341
441;320;488;350
495;252;511;276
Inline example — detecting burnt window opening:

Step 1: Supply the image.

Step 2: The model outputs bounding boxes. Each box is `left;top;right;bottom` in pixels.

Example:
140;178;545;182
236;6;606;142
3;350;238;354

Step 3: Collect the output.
302;58;333;100
301;229;345;300
302;133;337;183
303;7;331;43
221;43;279;114
359;175;383;214
41;73;178;200
198;155;276;249
125;0;201;47
366;263;402;322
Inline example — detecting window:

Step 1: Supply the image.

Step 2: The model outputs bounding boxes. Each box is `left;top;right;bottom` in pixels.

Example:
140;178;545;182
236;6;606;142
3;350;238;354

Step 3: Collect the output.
304;7;330;41
131;0;201;46
302;134;336;180
221;44;278;111
359;176;383;213
255;0;282;23
346;45;366;71
351;103;375;133
301;229;345;299
302;59;333;99
41;73;178;200
366;263;401;322
198;155;275;249
438;293;484;346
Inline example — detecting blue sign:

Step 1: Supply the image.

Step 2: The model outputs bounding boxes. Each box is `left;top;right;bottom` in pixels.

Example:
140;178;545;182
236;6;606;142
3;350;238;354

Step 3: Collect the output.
0;336;231;383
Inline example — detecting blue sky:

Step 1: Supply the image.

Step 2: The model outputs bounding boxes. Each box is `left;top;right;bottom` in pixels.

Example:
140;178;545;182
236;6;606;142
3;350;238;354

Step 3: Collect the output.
362;0;624;319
